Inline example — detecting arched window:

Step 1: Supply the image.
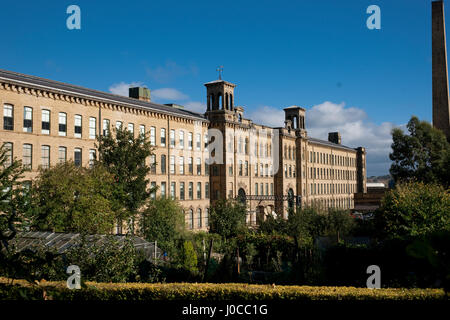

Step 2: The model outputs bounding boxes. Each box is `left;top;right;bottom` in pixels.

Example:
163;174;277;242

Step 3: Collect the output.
219;94;223;110
238;188;246;204
225;93;229;110
287;189;294;210
197;208;202;228
230;94;233;109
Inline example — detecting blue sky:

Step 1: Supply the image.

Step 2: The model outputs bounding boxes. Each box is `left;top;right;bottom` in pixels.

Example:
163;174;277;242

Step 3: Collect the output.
0;0;439;176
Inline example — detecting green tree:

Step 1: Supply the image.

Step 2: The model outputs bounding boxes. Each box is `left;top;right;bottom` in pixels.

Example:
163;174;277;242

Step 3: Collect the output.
389;116;450;187
96;127;156;230
31;162;118;234
0;142;28;260
375;181;450;239
209;199;247;240
287;207;325;246
325;209;356;242
138;197;185;256
181;240;198;274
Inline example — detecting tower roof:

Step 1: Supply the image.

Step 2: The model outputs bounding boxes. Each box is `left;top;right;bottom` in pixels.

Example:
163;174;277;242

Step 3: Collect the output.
204;79;236;87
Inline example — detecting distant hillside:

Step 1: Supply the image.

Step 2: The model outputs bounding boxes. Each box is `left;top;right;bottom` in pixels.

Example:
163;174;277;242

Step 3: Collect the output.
367;175;392;187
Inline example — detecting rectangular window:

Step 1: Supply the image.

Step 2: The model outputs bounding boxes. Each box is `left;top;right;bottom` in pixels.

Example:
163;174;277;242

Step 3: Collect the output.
196;133;201;150
188;132;193;150
205;163;209;176
260;184;263;196
197;182;201;199
179;131;184;149
150;127;156;146
245;161;248;176
161;155;166;174
128;123;134;136
41;109;50;134
271;183;274;195
188;182;193;200
58;147;67;163
170;156;175;174
89;149;96;168
161;128;166;146
74;148;82;167
180;182;185;200
150;182;156;200
41;145;50;169
75;115;82;138
103;119;110;136
239;160;243;176
3;143;13;167
204;134;208;149
255;183;258;196
139;125;145;137
150;154;156;174
170;182;176;199
196;158;201;175
265;183;269;196
170;129;175;148
188;157;193;174
58;112;67;136
89;117;96;139
116;121;123;130
161;182;166;198
179;157;184;174
3;104;13;131
205;182;209;199
23;107;33;133
23;144;32;169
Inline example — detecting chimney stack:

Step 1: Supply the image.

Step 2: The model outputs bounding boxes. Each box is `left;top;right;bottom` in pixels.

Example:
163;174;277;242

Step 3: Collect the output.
328;132;341;144
129;87;151;102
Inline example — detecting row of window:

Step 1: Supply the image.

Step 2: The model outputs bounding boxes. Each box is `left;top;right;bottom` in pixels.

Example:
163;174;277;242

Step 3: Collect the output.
159;155;210;176
3;104;97;139
228;162;275;177
228;138;273;158
307;182;356;196
308;167;356;180
308;197;354;210
309;150;356;167
150;181;210;201
283;145;296;160
3;142;95;169
253;183;274;196
2;105;210;149
185;208;209;230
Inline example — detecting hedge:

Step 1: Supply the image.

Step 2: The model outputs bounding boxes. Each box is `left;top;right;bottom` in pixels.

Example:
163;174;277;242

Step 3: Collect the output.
0;277;447;301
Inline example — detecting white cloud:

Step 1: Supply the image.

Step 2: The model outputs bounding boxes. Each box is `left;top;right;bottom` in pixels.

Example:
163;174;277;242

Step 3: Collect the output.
247;106;285;127
109;81;144;96
247;102;400;176
184;101;206;113
151;88;189;101
307;101;397;176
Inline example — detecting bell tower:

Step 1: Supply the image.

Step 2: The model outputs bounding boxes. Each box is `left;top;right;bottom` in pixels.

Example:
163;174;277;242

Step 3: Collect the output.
205;80;236;112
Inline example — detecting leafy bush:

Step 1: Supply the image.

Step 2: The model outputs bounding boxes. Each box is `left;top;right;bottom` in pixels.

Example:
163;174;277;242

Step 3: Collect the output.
375;181;450;239
0;277;447;301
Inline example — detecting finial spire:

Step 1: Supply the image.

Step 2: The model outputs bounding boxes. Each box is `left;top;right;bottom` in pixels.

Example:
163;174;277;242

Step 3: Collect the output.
216;65;224;80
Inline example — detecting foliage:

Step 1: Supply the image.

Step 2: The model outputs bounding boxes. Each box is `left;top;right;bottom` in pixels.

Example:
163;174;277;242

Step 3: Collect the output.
0;277;447;301
375;181;450;239
406;231;450;293
209;199;247;239
63;235;141;283
30;162;118;234
138;197;185;256
325;209;356;242
96;127;156;224
180;241;198;274
389;116;450;187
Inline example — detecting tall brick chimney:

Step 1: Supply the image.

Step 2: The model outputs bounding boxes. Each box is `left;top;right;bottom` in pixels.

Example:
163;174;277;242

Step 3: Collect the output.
129;87;151;102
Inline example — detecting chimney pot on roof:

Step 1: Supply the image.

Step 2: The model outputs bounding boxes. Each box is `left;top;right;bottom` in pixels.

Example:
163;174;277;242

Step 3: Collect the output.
328;132;341;144
129;87;151;102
